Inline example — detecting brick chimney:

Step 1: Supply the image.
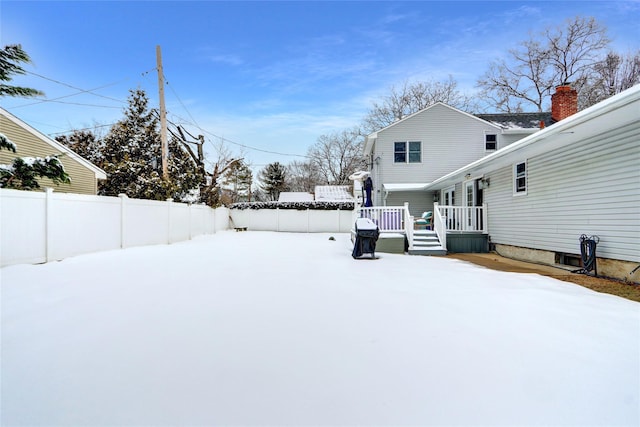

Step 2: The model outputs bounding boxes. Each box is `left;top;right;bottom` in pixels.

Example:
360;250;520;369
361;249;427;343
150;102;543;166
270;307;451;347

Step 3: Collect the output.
551;84;578;122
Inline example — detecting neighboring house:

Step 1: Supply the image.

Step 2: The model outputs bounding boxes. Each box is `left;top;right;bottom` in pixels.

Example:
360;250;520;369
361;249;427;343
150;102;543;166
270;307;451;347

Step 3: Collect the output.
364;101;550;217
314;185;353;201
0;107;106;194
422;84;640;281
278;192;314;202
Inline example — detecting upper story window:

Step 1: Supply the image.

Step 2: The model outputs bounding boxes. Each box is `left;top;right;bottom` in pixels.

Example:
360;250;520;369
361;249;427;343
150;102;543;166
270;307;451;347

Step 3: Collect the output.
514;161;527;195
485;134;497;151
394;141;421;163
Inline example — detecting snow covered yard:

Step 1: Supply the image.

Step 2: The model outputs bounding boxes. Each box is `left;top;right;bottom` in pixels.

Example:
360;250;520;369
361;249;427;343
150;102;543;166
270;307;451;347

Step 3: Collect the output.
1;231;638;426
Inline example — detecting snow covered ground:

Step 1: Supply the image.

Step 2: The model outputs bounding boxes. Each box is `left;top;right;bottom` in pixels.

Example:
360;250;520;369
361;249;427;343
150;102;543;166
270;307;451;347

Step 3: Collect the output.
2;231;638;426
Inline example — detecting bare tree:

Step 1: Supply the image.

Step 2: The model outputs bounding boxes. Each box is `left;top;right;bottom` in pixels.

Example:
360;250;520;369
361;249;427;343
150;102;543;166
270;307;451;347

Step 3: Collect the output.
477;16;610;112
477;40;554;112
168;124;242;207
307;127;367;185
579;50;640;109
286;160;323;193
545;16;610;87
362;77;471;133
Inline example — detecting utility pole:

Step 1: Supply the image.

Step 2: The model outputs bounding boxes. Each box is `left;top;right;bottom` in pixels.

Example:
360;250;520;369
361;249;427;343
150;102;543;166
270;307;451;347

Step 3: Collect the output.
156;45;169;179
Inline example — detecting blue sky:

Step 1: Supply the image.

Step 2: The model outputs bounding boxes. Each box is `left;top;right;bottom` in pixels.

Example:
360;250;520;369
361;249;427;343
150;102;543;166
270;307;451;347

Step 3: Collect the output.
2;1;639;169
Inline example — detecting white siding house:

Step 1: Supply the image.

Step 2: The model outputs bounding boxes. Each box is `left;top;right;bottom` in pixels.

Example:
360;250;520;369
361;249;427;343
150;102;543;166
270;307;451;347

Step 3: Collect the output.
364;103;546;217
425;85;640;281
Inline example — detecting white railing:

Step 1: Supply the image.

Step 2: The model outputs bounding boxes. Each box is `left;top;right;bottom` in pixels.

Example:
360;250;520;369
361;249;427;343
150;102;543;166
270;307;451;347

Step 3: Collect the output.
356;205;406;232
403;202;414;247
433;203;447;250
436;203;487;233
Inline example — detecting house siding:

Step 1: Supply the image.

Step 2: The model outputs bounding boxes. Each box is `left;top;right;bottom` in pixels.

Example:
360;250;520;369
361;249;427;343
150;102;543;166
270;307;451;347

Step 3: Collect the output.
0;115;98;194
485;125;640;262
372;105;501;185
385;191;434;218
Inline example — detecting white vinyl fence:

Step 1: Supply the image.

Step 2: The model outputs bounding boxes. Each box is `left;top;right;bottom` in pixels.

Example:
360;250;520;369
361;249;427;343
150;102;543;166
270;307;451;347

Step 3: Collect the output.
0;188;229;267
229;207;354;233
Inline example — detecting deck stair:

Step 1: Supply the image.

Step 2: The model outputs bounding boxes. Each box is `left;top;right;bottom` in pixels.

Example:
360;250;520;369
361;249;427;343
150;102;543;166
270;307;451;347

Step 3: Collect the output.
409;230;446;256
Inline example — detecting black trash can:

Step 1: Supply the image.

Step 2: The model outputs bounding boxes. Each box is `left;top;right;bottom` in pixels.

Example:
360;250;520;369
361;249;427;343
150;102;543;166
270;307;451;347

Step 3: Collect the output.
352;218;380;259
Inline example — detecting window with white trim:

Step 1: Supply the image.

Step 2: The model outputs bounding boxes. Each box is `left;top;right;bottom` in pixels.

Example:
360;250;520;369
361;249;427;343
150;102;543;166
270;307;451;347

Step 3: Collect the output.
394;141;421;163
514;161;527;195
485;134;497;151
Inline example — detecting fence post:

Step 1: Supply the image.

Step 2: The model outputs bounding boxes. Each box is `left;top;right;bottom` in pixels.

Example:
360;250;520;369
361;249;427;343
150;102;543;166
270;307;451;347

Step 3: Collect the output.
119;194;127;248
189;203;193;240
166;198;173;244
45;187;54;262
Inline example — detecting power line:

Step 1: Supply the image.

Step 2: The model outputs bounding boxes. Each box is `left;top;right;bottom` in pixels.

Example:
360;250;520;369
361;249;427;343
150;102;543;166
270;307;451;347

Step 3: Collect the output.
25;71;128;103
161;71;310;160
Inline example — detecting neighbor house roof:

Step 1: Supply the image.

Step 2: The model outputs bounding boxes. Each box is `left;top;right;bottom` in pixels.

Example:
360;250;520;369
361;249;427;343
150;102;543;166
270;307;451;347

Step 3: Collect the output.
314;185;353;201
425;84;640;191
0;107;107;180
278;192;314;202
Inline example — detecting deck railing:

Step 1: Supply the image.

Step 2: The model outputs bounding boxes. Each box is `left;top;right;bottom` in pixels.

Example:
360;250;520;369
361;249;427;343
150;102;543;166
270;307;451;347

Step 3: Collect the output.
356;205;407;233
433;203;447;250
436;203;487;233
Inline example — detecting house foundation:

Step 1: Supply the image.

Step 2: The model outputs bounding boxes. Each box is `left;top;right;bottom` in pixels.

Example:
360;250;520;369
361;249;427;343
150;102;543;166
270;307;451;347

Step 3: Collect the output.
494;244;640;283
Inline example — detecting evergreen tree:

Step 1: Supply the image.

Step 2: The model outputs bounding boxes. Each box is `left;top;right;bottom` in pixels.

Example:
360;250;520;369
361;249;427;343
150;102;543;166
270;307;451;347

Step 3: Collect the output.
0;133;70;190
222;159;253;203
99;89;199;202
0;45;69;190
259;162;288;201
0;44;44;98
55;129;105;167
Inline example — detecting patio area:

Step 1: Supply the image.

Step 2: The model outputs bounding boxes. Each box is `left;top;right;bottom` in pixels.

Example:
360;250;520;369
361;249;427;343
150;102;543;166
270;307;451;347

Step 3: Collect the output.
2;231;638;426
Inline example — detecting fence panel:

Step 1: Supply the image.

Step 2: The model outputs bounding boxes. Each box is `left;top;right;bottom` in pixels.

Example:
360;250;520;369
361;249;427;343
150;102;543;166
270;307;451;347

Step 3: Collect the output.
0;189;224;267
0;189;47;265
229;208;354;233
49;192;121;261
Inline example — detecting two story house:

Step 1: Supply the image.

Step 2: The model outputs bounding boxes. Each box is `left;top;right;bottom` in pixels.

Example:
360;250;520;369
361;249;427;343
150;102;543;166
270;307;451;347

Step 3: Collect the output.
364;101;552;218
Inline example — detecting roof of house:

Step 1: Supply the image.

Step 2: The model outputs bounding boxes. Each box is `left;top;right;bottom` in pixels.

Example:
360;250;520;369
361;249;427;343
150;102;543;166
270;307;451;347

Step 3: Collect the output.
314;185;354;201
425;84;640;190
475;112;552;130
364;102;550;154
278;192;314;202
383;183;430;192
0;107;107;180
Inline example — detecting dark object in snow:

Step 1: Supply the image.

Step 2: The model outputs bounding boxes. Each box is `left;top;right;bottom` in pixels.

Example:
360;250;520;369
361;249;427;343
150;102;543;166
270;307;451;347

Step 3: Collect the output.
573;234;600;276
364;177;373;207
329;236;335;241
352;218;379;259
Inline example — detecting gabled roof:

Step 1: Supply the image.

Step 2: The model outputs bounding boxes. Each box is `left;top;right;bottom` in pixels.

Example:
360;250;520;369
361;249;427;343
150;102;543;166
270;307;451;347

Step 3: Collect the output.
364;102;546;154
425;84;640;191
365;103;500;154
0;107;107;180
